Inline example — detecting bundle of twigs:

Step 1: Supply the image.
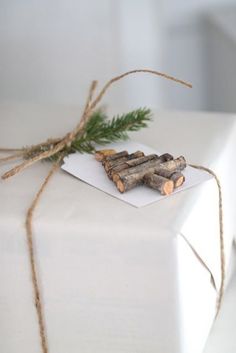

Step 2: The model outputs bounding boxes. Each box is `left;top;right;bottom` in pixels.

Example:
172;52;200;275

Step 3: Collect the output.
96;149;186;194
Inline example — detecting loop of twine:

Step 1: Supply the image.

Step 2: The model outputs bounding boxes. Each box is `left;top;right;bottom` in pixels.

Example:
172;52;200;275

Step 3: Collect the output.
0;70;225;353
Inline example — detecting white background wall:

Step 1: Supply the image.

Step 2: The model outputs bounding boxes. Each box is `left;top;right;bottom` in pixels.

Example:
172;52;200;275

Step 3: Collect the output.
0;0;122;107
158;0;236;111
0;0;236;112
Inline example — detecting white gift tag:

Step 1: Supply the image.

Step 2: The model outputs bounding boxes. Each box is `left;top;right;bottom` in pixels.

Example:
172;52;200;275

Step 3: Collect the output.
61;141;212;207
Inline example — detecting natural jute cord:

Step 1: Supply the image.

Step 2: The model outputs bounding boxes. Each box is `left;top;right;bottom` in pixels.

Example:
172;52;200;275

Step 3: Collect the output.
25;159;63;353
189;164;225;316
0;70;225;353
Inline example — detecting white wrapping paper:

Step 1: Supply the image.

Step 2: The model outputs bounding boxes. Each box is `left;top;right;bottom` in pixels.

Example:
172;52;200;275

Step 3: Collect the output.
0;103;236;353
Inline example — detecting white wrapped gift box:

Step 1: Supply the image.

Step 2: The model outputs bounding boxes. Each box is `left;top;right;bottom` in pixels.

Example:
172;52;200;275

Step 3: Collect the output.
0;103;236;353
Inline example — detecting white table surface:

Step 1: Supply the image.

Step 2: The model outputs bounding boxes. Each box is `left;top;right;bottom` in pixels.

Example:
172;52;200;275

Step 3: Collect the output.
0;102;236;353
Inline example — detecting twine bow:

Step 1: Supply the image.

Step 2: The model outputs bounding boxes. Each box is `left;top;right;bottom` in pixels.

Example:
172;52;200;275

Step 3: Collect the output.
0;69;225;353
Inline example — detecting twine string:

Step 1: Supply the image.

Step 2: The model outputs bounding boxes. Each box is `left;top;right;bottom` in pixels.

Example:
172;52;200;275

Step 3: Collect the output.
25;159;62;353
89;69;192;112
0;147;24;152
189;164;225;316
22;80;100;353
0;152;24;163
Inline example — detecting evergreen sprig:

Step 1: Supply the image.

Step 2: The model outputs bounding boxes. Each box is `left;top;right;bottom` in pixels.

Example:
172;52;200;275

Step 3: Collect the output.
29;108;152;161
71;107;152;154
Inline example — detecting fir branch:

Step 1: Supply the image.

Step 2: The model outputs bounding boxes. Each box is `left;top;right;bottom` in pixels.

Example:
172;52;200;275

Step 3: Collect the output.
27;108;152;161
71;107;152;153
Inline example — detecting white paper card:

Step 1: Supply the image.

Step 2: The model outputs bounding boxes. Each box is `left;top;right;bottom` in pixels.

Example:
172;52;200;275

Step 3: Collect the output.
61;141;212;207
